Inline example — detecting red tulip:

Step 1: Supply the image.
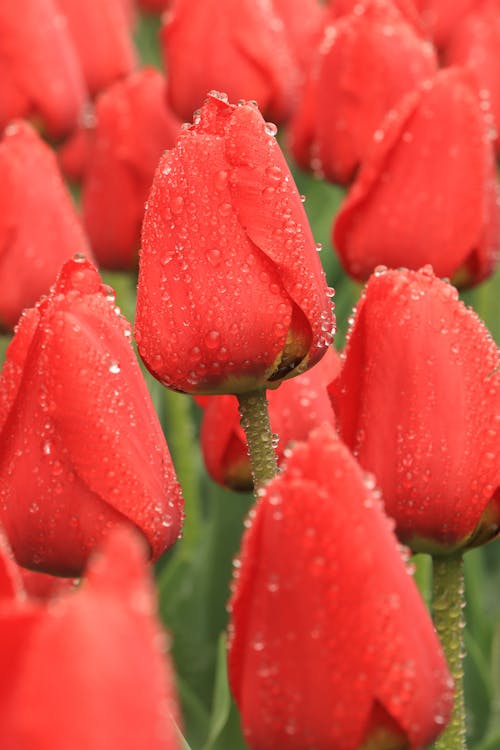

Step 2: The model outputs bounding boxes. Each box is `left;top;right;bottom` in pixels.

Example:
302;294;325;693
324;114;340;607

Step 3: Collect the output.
82;69;182;270
199;346;340;491
413;0;476;48
444;0;500;155
138;0;169;11
0;527;181;750
160;0;302;123
333;67;500;286
0;0;86;138
0;121;93;331
135;93;335;395
268;0;326;73
228;423;453;750
54;0;137;97
0;257;183;576
289;0;437;184
57;114;93;183
330;265;500;554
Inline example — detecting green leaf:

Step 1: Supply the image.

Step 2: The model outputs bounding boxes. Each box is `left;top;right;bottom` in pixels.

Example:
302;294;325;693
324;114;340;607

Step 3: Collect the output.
203;634;248;750
471;731;500;750
175;723;193;750
203;635;232;750
157;483;252;708
464;629;492;747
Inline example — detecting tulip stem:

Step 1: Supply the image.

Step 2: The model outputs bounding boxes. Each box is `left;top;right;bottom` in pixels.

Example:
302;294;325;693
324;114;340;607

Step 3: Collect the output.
432;554;467;750
237;389;278;493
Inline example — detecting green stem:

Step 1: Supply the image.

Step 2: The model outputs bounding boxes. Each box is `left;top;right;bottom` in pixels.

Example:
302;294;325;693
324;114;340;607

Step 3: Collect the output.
237;389;278;493
432;554;467;750
163;388;202;557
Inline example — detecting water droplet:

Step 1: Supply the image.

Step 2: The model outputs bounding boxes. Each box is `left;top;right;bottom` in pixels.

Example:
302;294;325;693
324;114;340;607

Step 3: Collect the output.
205;330;221;349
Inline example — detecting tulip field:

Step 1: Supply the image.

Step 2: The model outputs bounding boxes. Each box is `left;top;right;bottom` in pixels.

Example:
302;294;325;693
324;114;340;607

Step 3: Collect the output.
0;2;500;750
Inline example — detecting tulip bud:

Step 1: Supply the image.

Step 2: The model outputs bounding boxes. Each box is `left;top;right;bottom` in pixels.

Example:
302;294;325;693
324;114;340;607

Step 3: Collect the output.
82;68;182;270
0;0;86;138
55;0;137;97
0;258;183;576
0;527;181;750
333;67;500;286
444;0;500;155
160;0;302;123
330;265;500;554
228;424;453;749
0;121;93;331
413;0;476;49
290;0;437;184
135;93;335;395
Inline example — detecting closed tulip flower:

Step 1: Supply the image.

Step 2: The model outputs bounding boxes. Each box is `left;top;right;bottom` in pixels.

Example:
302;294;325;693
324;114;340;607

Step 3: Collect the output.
198;346;340;491
289;0;437;184
330;266;500;554
228;423;453;750
0;257;183;576
82;68;182;270
135;93;335;395
0;121;92;331
333;67;500;286
0;528;181;750
0;0;86;138
444;0;500;155
413;0;476;49
160;0;302;123
54;0;137;98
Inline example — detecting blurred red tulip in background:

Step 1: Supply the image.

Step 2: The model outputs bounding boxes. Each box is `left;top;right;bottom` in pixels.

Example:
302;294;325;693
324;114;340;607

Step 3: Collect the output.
136;93;335;395
82;68;181;270
0;258;183;576
330;265;500;554
160;0;303;123
289;0;437;184
54;0;137;98
444;0;500;155
228;424;453;750
0;0;86;138
0;120;92;331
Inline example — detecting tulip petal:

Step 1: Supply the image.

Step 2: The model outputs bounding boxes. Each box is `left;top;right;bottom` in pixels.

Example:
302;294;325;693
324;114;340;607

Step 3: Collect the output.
229;424;452;749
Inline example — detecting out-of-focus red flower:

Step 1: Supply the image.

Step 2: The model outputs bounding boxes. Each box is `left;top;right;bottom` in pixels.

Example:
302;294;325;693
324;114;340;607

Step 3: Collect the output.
444;0;500;155
333;67;500;286
82;69;182;270
0;528;181;750
270;0;326;73
19;569;79;601
54;0;137;98
0;0;86;138
413;0;476;48
327;0;424;28
136;93;335;395
0;257;183;577
289;0;437;184
0;121;93;331
228;423;453;750
198;346;340;491
161;0;303;123
57;113;94;183
330;266;500;554
138;0;169;12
